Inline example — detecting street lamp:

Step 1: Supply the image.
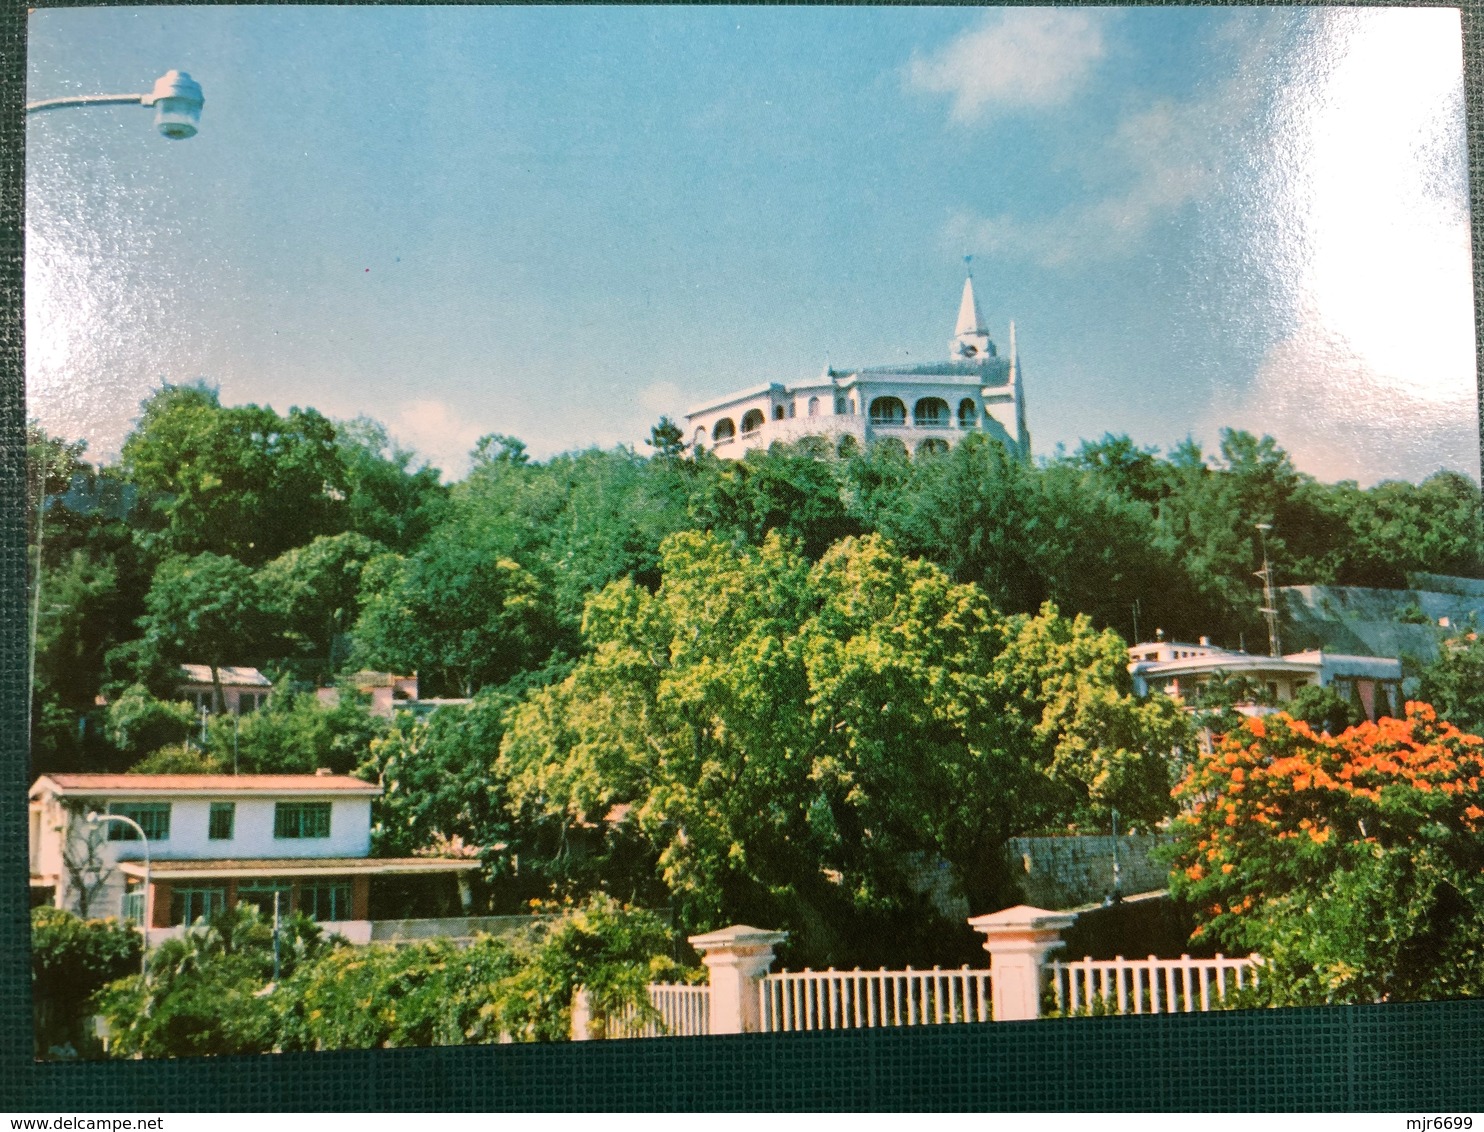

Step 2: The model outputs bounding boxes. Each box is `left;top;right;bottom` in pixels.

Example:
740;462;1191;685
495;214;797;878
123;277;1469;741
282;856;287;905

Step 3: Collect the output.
86;811;151;974
26;69;204;139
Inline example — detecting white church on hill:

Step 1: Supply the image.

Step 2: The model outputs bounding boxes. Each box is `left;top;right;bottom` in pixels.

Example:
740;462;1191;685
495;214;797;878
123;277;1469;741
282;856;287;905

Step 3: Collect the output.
683;271;1029;460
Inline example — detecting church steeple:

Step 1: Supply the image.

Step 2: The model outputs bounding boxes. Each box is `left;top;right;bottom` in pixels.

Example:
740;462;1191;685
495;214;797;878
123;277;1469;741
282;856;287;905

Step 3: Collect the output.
950;260;995;361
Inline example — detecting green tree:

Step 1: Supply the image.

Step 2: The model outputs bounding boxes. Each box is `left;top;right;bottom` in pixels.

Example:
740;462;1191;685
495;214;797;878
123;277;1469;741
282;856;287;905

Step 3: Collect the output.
135;553;278;711
31;907;142;1058
257;532;384;668
1416;632;1484;737
103;684;196;761
206;685;386;775
502;531;1185;965
646;416;686;461
335;416;448;552
129;744;225;775
120;383;349;565
352;535;556;697
1287;684;1365;737
690;444;862;561
359;688;523;859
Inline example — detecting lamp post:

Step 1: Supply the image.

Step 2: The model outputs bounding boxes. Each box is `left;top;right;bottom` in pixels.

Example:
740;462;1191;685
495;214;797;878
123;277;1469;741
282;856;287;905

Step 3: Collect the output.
27;70;204;139
86;812;151;974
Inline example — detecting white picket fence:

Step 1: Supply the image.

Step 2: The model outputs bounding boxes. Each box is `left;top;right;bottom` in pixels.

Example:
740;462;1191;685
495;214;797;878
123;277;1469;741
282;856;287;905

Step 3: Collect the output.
595;982;711;1039
1047;953;1260;1016
575;940;1263;1039
758;966;992;1032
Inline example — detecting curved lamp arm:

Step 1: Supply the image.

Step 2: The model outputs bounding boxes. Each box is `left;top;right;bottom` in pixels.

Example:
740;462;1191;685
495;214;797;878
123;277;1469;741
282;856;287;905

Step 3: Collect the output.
27;71;203;139
86;811;151;973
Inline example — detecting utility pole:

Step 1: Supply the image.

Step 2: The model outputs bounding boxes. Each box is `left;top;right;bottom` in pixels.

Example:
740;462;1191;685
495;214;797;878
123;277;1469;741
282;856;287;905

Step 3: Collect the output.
1254;522;1282;658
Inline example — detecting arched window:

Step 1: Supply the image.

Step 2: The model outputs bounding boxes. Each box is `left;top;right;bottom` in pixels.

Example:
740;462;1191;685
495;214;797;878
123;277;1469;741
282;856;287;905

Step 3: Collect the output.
873;437;909;459
773;405;785;421
741;409;766;435
916;438;950;457
808;396;820;417
787;403;797;418
914;398;951;428
713;418;736;443
869;397;907;426
958;398;978;427
837;435;859;458
694;427;707;448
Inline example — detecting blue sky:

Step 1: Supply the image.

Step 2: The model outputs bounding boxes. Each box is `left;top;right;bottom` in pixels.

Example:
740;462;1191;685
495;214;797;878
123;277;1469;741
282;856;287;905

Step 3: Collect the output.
26;6;1479;484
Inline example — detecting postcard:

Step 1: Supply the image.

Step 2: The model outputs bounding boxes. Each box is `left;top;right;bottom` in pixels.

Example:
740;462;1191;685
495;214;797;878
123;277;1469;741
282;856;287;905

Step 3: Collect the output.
22;4;1483;1064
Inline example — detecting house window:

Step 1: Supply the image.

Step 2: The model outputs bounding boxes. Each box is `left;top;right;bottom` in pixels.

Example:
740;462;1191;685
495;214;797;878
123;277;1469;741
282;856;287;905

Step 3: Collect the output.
238;879;292;918
237;692;264;714
107;803;171;841
808;397;820;417
300;880;353;922
740;409;766;435
208;802;236;841
274;802;332;839
171;886;227;926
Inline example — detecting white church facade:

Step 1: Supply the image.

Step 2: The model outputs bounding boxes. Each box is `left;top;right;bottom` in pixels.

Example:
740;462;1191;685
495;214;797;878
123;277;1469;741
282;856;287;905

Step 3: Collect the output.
683;273;1029;460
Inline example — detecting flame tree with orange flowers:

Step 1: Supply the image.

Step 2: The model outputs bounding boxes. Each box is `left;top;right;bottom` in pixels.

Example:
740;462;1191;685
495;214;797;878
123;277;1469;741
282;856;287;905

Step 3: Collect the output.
1167;703;1484;1006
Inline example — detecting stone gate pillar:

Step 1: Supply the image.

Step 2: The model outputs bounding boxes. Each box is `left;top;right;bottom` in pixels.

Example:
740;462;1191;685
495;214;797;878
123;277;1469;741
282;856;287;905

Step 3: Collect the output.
968;904;1077;1022
687;924;788;1035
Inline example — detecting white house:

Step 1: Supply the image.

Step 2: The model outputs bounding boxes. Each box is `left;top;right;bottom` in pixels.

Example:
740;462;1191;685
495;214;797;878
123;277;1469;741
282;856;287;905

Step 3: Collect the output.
1127;636;1403;719
28;773;479;945
684;271;1030;461
174;664;272;715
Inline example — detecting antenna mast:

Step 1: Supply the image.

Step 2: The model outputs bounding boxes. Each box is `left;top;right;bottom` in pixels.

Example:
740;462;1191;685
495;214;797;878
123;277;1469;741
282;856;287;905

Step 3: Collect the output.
1255;522;1282;658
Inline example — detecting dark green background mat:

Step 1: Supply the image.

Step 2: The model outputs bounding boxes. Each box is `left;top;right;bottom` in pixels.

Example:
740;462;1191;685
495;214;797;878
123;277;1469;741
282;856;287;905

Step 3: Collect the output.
3;0;1483;1112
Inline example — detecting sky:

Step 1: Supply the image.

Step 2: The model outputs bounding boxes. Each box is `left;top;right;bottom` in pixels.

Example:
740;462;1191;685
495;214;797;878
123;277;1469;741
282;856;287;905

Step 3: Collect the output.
25;5;1481;485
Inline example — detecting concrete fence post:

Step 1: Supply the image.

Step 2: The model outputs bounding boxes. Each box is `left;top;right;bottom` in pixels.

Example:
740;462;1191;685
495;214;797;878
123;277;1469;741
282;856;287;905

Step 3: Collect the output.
687;924;789;1035
967;904;1078;1022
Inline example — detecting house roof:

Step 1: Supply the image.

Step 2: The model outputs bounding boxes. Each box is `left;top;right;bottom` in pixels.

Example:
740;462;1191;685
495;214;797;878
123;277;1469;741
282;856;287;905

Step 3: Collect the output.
117;856;480;880
31;774;382;799
177;664;271;687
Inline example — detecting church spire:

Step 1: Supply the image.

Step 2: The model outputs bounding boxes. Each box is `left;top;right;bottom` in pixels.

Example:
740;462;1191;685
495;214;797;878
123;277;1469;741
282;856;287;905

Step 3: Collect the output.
950;258;994;361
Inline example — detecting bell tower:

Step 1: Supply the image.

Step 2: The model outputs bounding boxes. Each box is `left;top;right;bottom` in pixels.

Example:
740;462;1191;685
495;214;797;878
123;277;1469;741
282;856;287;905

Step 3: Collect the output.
950;261;995;361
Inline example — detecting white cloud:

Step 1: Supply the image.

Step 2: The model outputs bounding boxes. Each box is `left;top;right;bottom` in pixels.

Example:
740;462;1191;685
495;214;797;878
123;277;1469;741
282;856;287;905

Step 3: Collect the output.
388;398;491;480
637;380;683;417
905;9;1110;123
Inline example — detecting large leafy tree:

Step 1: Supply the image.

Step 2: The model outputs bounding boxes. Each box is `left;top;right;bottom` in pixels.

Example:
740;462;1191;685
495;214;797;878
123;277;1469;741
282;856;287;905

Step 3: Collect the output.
1416;632;1484;738
134;553;279;710
205;686;386;775
257;532;385;667
1168;704;1484;1005
358;688;524;858
120;383;349;565
501;530;1187;965
334;416;448;552
352;538;555;697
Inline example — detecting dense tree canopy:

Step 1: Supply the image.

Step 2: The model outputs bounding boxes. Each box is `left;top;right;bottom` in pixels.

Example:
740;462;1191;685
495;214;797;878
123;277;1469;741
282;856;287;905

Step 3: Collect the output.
501;530;1189;964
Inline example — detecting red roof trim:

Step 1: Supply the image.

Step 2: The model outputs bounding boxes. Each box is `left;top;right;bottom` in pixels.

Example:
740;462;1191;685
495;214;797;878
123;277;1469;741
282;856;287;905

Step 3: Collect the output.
33;774;381;795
